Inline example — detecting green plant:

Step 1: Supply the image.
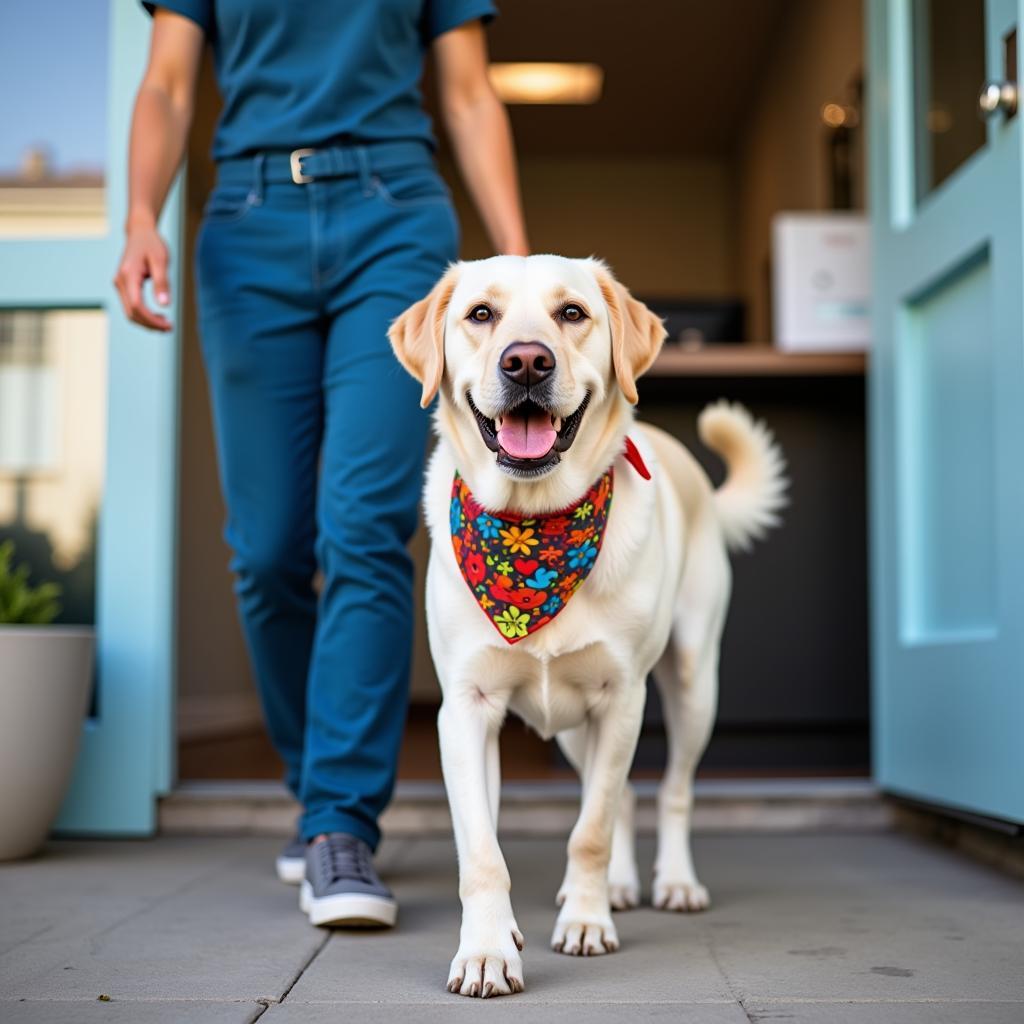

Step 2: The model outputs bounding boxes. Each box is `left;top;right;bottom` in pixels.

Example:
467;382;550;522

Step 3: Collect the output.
0;541;61;625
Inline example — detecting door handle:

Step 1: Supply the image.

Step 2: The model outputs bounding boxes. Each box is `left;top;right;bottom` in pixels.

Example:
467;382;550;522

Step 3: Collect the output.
980;28;1018;119
978;80;1018;118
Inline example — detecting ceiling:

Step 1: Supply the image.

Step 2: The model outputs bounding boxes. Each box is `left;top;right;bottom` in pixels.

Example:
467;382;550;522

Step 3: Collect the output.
452;0;788;157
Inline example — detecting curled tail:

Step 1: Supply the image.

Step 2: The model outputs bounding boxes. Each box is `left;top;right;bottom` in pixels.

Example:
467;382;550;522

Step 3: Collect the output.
697;400;788;552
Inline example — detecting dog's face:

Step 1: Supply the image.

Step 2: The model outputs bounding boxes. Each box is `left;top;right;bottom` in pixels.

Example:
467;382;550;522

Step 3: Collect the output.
390;255;665;487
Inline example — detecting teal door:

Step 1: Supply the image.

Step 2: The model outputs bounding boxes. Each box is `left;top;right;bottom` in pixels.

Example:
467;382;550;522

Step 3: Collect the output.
869;0;1024;823
0;2;182;833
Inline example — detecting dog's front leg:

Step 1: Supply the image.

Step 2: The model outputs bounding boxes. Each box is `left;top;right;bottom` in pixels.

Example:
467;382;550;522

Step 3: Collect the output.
552;683;646;956
438;694;524;997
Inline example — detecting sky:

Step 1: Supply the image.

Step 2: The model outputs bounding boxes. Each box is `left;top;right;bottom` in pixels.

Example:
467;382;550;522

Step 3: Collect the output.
0;0;110;174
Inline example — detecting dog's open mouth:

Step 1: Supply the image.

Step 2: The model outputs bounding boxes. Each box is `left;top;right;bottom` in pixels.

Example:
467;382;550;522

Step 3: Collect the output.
467;392;591;475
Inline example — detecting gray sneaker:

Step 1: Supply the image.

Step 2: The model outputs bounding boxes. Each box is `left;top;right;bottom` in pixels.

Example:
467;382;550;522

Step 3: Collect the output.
275;835;306;885
299;833;397;928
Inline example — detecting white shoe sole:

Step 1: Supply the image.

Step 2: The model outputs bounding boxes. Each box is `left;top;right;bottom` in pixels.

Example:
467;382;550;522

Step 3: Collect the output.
300;880;397;927
276;856;306;885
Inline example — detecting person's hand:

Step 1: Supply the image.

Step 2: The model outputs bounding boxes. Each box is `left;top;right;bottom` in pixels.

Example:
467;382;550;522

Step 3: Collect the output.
114;220;172;331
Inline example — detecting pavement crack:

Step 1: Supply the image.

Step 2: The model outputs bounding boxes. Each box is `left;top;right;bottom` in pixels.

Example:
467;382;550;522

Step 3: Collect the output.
250;997;272;1022
703;924;753;1021
276;930;331;1004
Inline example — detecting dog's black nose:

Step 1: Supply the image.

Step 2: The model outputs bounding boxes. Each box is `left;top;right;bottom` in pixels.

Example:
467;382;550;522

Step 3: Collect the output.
499;341;555;388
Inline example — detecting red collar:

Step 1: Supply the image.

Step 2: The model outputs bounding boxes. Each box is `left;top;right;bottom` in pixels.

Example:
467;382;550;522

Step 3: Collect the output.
449;437;650;643
623;435;651;479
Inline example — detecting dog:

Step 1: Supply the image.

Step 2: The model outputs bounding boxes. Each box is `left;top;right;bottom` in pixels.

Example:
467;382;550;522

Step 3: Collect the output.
389;255;786;997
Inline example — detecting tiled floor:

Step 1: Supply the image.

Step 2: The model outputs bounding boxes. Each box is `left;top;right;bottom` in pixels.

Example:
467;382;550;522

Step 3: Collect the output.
1;832;1022;1022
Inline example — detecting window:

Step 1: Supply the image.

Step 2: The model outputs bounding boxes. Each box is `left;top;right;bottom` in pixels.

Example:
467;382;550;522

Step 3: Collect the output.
913;0;987;203
0;310;107;625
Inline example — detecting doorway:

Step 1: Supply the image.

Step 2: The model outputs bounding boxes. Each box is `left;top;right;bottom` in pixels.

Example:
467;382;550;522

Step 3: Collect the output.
175;0;870;785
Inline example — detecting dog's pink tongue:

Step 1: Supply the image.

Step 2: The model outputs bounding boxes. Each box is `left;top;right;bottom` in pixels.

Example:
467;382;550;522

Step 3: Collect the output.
498;411;557;459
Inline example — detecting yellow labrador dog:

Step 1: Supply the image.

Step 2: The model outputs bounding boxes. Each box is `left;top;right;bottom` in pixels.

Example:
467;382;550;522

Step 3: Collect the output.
389;255;785;997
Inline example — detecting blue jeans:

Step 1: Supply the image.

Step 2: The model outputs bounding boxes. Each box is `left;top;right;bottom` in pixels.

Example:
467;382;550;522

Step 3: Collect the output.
194;144;458;849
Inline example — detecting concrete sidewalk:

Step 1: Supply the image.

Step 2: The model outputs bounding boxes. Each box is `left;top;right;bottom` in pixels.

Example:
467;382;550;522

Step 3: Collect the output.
1;832;1022;1022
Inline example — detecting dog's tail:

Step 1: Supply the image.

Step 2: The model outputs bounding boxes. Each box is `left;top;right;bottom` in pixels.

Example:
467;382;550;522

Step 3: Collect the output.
697;400;787;553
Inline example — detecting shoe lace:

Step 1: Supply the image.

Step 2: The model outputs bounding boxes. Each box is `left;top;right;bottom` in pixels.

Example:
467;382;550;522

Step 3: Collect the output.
319;834;375;885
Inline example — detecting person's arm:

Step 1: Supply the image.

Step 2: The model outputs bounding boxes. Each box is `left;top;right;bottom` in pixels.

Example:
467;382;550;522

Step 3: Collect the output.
433;21;529;257
113;9;204;331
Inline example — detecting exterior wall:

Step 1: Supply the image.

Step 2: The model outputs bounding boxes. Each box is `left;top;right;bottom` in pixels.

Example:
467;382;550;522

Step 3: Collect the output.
0;188;105;237
0;1;184;830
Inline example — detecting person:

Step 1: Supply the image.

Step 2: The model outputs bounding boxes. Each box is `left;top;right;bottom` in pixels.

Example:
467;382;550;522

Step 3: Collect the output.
114;1;528;928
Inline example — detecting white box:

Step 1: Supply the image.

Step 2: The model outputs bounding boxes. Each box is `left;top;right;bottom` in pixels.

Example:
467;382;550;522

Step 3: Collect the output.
772;213;871;352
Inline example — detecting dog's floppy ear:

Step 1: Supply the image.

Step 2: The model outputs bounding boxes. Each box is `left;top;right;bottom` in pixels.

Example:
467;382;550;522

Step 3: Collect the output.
589;259;666;405
388;264;460;408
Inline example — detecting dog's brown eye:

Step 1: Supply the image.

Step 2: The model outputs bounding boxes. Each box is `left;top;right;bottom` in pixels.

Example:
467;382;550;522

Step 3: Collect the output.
468;304;494;323
561;304;586;323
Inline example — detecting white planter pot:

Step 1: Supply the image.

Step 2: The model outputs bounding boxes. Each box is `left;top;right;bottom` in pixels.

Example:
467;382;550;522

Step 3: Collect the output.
0;626;94;861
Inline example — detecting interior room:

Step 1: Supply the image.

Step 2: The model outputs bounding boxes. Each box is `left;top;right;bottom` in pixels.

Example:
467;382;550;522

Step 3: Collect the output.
176;0;870;785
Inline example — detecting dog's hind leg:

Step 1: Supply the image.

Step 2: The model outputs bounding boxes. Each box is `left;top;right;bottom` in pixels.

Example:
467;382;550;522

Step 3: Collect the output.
651;610;724;909
551;682;645;955
606;777;640;909
553;724;588;908
651;542;727;911
555;724;640;910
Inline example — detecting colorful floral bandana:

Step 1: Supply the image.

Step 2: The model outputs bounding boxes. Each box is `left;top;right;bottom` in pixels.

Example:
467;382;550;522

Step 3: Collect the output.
450;468;614;643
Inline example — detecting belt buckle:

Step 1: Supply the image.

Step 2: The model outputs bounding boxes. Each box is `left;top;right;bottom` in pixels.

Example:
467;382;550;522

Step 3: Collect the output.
290;148;315;185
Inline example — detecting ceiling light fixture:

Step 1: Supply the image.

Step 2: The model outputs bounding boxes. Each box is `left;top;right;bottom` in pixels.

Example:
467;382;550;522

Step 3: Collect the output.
489;63;604;105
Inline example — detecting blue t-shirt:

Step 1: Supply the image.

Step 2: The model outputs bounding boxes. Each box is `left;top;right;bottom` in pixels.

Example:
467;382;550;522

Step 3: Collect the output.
145;0;497;161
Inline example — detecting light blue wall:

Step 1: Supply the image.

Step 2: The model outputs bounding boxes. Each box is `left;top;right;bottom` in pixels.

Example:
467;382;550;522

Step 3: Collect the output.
0;2;183;833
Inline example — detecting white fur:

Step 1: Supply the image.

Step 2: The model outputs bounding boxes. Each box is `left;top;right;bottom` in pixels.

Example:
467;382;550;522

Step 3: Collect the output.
698;400;788;551
400;255;785;997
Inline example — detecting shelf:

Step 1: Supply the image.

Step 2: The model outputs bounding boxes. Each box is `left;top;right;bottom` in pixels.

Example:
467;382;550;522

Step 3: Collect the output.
648;345;867;378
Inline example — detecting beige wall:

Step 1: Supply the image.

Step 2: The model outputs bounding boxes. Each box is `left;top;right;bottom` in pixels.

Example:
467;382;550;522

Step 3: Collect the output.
446;155;738;298
735;0;864;343
0;188;105;238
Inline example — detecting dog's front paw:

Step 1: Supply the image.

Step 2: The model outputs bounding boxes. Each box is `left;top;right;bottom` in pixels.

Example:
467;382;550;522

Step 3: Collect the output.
551;909;619;956
447;925;525;997
652;878;710;912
